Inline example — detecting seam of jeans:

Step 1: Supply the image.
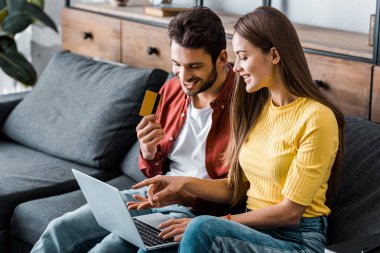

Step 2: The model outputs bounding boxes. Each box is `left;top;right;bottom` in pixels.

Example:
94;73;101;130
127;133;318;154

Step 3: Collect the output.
210;236;307;253
66;231;109;253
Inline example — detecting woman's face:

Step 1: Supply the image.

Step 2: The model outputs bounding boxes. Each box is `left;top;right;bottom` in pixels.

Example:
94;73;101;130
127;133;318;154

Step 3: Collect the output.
232;33;275;93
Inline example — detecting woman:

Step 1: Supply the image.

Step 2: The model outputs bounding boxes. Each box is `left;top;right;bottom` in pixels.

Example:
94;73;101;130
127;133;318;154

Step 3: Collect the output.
133;6;344;253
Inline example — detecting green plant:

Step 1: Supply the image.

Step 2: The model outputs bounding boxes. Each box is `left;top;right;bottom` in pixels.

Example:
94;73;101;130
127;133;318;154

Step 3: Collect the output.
0;0;57;86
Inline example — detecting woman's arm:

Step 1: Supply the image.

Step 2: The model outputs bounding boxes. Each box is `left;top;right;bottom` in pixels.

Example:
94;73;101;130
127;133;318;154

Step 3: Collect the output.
132;176;233;205
232;198;307;228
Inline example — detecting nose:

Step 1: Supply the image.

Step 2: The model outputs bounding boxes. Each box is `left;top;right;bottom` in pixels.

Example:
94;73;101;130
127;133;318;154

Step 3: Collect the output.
177;67;192;82
233;59;241;73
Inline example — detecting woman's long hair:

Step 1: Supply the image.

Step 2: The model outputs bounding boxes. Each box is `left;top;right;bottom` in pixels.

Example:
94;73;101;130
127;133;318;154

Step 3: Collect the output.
225;6;344;207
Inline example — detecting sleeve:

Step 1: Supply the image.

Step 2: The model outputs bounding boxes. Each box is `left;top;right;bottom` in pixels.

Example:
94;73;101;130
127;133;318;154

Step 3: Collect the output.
138;147;165;178
282;109;339;206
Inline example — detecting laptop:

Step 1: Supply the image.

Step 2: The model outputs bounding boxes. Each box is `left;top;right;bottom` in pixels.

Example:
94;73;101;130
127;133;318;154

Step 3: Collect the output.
72;169;179;251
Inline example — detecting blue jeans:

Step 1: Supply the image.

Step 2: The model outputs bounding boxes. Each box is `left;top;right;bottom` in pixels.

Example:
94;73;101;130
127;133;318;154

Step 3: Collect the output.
31;187;195;253
179;215;327;253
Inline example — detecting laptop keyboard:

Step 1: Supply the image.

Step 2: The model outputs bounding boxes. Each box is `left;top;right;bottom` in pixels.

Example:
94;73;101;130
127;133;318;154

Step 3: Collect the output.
133;218;175;247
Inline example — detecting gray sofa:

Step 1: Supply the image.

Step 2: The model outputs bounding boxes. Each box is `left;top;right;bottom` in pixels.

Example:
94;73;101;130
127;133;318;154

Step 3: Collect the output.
0;52;167;253
1;51;380;253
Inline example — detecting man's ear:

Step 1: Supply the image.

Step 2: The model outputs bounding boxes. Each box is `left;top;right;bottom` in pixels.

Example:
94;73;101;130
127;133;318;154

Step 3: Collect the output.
218;49;228;66
271;47;280;64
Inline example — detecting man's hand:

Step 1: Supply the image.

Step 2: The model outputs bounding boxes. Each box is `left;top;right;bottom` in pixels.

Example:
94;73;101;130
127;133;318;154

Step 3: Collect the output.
136;114;165;160
158;218;192;242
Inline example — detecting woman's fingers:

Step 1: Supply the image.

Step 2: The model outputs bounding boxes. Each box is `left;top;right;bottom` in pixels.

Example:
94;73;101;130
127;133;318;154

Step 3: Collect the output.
158;218;191;240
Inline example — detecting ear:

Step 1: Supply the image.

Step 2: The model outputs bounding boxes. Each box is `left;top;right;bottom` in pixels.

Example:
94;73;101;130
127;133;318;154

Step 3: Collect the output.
217;49;228;66
270;47;280;64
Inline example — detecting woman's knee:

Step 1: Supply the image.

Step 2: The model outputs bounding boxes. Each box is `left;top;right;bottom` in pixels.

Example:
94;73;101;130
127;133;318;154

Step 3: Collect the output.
185;216;220;239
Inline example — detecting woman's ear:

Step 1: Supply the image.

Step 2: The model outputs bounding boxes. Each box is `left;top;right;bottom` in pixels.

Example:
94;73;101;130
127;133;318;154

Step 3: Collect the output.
271;47;280;64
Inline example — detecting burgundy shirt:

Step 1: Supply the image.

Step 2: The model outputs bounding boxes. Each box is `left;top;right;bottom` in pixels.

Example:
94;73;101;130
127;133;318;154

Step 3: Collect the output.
139;64;235;177
138;64;236;215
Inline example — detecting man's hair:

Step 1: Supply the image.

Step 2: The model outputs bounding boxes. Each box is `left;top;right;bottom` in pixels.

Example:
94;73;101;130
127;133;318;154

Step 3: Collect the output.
168;7;226;63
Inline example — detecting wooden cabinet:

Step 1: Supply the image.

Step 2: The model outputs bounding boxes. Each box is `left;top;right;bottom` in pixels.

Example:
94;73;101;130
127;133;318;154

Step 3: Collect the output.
305;53;372;118
121;20;171;71
61;3;380;122
372;66;380;122
62;5;237;72
61;8;121;62
226;39;236;64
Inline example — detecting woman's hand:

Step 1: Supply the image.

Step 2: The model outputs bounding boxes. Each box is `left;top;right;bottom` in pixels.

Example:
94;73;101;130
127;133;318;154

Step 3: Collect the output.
158;218;193;242
127;186;196;210
131;176;189;208
132;175;187;207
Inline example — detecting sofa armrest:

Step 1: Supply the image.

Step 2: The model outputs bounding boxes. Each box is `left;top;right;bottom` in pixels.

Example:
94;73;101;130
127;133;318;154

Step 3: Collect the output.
0;92;28;128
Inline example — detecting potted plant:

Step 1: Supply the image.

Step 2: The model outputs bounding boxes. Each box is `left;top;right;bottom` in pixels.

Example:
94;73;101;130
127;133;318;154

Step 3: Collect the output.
0;0;57;86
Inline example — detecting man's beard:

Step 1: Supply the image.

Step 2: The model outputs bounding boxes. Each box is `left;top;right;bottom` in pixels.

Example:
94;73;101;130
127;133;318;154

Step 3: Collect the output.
179;65;218;96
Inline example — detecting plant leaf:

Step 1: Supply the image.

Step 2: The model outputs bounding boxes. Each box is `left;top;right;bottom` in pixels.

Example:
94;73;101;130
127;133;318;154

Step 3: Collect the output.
0;7;8;23
6;0;26;14
24;2;57;33
0;36;36;86
27;0;44;8
0;35;17;51
2;11;32;34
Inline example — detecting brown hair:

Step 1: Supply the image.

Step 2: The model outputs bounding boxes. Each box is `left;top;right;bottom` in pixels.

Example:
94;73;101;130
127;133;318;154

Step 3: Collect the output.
225;6;344;207
168;7;226;63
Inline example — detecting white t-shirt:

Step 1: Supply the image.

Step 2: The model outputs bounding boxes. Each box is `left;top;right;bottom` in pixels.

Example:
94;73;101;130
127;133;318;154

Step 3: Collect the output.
166;101;212;179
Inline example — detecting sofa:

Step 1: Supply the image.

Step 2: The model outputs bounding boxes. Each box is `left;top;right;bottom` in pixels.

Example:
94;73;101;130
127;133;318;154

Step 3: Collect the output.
1;51;380;253
0;51;168;253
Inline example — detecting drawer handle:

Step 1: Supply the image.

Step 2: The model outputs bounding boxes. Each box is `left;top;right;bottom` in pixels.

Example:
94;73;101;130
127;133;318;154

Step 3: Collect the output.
147;47;159;55
83;32;93;40
314;80;330;90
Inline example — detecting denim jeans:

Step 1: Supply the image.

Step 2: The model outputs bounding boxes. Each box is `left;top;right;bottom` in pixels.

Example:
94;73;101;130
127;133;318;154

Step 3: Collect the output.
179;215;327;253
31;187;195;253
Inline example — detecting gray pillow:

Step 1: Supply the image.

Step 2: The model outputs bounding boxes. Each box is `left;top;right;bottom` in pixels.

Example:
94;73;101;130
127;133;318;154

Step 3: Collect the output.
2;52;167;168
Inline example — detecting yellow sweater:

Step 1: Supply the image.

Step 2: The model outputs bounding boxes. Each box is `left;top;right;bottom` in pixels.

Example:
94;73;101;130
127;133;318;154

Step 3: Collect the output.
239;97;339;217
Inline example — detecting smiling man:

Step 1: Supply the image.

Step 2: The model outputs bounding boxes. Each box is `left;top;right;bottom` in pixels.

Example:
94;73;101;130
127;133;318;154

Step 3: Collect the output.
31;7;236;253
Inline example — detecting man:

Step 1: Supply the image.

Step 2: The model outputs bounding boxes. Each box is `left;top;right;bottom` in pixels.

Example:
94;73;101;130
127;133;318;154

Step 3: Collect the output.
31;7;236;253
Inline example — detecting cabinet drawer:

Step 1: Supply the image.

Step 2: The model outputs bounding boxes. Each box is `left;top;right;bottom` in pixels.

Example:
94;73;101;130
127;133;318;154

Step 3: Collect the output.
121;21;171;72
305;53;372;118
372;66;380;123
61;8;121;62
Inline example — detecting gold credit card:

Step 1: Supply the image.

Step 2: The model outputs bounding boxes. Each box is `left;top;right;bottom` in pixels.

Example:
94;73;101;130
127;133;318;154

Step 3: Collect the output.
139;90;162;117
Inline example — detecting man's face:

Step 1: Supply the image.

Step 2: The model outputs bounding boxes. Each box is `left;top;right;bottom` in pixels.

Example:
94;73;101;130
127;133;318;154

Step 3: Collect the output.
171;41;218;96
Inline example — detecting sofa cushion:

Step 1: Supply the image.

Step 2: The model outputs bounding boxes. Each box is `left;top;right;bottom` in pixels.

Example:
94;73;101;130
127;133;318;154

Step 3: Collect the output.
11;175;137;246
0;141;120;231
328;117;380;244
120;140;146;183
2;51;167;168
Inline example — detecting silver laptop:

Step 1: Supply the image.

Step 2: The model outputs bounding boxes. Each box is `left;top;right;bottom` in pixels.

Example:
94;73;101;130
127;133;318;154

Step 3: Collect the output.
72;169;179;251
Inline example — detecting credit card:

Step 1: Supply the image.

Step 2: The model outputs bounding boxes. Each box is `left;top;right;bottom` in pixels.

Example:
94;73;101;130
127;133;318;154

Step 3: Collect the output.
139;90;162;117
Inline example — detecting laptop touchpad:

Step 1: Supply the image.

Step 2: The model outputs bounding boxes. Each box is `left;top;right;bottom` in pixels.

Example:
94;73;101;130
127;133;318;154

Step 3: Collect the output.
135;213;172;230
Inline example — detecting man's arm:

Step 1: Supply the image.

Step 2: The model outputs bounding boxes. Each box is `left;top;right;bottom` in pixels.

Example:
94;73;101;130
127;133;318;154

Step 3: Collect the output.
136;114;165;177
